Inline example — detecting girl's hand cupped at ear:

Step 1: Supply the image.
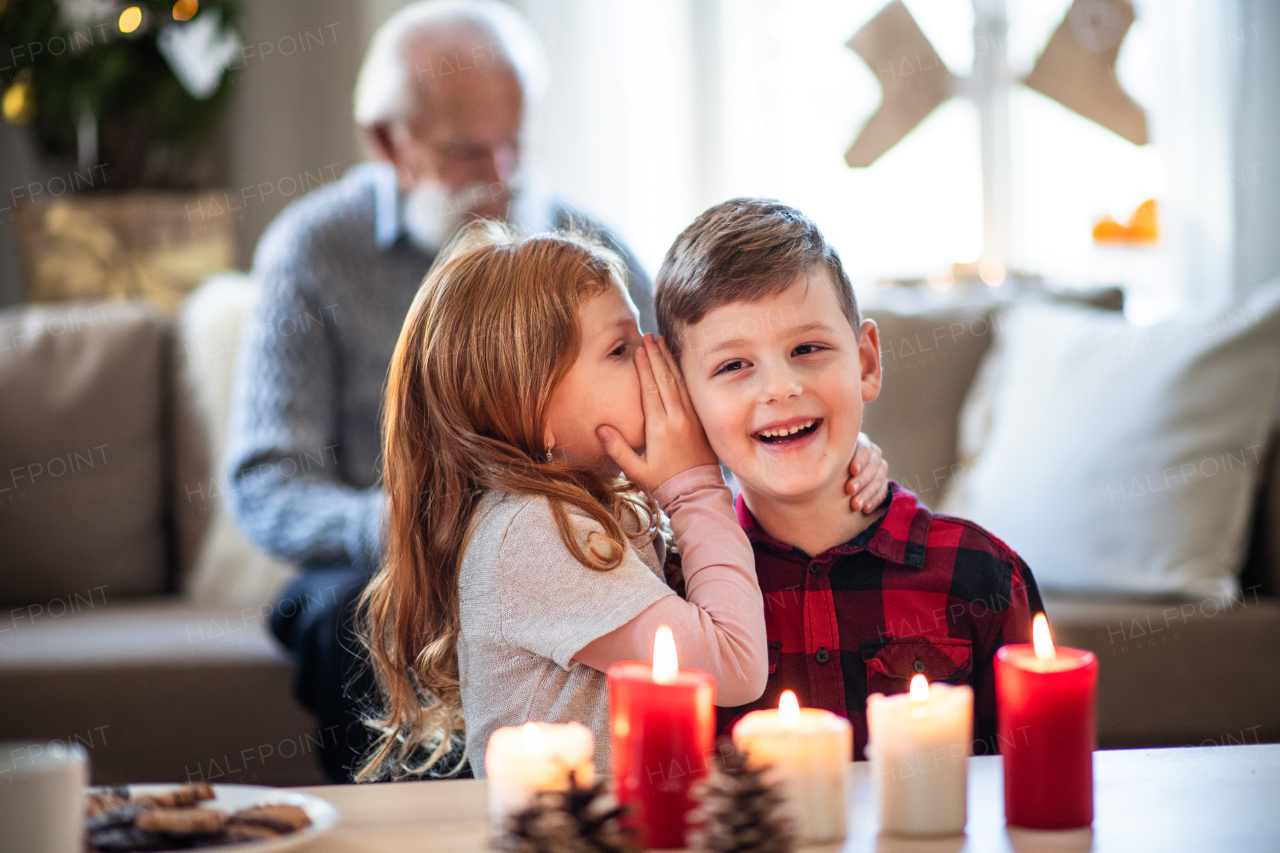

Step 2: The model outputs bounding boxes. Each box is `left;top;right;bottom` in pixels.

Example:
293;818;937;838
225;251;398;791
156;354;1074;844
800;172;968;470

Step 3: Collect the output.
596;334;719;493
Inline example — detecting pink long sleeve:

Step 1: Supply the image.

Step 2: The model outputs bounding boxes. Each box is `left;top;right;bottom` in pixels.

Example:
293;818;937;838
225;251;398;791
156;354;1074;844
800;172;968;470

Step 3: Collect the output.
572;465;767;706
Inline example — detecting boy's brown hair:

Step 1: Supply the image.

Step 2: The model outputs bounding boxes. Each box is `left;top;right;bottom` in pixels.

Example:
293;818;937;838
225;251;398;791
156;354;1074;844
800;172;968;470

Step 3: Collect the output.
654;198;860;357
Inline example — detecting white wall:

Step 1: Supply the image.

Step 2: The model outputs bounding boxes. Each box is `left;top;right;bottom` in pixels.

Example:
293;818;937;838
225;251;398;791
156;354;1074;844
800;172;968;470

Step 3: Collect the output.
222;0;385;269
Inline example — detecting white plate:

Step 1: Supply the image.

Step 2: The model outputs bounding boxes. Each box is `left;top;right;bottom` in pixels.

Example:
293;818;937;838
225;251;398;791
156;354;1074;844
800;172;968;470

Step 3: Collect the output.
92;783;340;853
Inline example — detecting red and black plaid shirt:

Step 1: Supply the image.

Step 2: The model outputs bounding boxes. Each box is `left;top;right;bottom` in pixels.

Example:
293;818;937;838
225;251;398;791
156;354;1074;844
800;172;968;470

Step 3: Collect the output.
718;482;1042;759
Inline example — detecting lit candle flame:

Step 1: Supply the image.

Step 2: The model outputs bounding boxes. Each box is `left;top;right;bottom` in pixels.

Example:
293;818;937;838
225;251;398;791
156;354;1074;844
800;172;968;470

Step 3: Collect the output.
1032;612;1056;660
522;722;545;755
909;673;929;701
778;690;801;728
652;625;678;684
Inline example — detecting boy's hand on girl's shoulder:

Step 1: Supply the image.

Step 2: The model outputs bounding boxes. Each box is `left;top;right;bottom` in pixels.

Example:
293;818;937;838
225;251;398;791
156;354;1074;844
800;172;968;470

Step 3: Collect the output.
596;334;718;494
847;432;889;513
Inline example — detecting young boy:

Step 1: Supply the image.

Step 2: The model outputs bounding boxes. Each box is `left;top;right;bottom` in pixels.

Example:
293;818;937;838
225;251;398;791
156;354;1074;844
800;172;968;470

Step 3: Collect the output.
653;198;1042;758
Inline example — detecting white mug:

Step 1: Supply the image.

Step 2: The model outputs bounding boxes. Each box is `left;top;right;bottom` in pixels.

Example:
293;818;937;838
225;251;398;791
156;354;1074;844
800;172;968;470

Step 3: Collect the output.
0;741;88;853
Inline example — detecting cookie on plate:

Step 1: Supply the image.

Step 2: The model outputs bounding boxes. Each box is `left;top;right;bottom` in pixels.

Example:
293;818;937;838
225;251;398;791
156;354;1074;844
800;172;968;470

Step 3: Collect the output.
135;806;230;835
136;783;216;809
231;803;312;833
225;823;283;842
86;802;146;833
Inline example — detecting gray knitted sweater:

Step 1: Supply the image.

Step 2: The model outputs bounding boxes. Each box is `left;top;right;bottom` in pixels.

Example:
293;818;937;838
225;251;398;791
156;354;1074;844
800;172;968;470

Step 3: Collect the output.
223;163;655;572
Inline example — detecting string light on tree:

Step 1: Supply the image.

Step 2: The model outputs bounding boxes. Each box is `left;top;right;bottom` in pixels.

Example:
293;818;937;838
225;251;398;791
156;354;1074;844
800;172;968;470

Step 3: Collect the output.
118;6;143;34
173;0;199;22
2;68;35;125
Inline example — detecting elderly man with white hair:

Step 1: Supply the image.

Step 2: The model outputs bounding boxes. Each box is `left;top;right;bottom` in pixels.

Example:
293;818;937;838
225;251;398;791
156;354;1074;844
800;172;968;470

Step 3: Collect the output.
223;0;654;783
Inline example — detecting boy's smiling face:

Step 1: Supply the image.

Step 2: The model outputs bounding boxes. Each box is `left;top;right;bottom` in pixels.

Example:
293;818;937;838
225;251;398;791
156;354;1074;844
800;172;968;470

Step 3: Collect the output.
679;268;881;505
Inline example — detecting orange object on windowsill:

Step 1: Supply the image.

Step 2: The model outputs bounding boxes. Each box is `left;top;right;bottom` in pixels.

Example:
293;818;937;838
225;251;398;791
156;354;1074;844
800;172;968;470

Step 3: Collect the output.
1093;199;1159;245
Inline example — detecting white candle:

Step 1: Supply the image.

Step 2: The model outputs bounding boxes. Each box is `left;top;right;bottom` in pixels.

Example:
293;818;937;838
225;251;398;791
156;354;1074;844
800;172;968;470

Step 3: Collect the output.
731;690;853;842
866;675;972;836
485;721;594;825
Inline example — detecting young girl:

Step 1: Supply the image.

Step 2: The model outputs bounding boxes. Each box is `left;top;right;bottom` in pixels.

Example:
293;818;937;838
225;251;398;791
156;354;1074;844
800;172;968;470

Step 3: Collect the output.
359;222;885;781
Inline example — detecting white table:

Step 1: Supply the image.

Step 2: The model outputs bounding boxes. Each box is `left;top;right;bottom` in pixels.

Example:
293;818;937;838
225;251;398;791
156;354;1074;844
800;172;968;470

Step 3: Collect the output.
296;744;1280;852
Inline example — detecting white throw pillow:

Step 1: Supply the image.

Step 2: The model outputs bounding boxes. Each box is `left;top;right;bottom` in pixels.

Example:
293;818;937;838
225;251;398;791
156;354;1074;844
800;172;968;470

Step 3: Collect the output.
179;274;297;606
942;284;1280;598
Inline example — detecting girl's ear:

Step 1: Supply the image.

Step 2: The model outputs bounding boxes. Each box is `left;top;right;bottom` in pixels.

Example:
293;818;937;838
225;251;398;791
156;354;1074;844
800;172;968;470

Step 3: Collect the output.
543;426;556;455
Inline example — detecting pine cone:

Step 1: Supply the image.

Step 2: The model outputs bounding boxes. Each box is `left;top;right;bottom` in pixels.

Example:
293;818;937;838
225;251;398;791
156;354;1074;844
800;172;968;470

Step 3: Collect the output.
692;742;794;853
499;772;637;853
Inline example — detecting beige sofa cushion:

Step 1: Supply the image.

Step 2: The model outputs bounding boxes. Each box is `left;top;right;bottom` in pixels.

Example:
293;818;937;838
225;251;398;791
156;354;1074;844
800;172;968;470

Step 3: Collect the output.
176;275;296;605
1044;590;1280;747
0;302;170;605
1243;426;1280;595
169;311;213;594
0;598;325;786
1263;427;1280;593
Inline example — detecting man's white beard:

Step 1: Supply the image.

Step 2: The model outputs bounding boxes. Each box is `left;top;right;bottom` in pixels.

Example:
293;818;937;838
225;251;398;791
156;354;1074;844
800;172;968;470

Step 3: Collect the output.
400;174;554;255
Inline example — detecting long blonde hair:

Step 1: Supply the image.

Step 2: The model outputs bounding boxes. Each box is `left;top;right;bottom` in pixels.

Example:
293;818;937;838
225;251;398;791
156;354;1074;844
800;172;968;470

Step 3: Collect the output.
356;222;659;781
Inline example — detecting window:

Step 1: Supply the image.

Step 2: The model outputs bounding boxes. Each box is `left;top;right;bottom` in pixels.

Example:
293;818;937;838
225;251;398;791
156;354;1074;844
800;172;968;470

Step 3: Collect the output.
523;0;1232;322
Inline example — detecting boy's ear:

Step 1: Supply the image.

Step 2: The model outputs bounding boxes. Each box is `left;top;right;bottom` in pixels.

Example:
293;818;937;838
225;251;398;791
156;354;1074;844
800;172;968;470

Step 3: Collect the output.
858;319;882;402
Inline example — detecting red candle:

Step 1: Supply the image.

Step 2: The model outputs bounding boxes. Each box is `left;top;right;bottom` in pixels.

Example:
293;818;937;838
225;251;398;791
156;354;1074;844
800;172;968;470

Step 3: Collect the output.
995;613;1098;829
607;625;716;849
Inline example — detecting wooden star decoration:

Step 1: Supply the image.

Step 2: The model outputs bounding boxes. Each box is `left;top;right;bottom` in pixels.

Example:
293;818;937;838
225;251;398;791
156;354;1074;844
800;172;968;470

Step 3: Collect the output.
1024;0;1147;145
845;0;1147;168
844;0;956;168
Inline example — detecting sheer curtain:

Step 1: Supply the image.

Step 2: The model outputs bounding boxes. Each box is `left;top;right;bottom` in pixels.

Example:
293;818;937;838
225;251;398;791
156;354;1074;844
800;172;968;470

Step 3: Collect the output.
515;0;1260;312
1232;0;1280;297
1147;0;1238;309
517;0;707;272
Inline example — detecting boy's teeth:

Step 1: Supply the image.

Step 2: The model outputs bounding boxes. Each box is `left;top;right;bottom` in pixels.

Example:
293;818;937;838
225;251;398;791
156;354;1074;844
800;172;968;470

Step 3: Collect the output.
759;419;815;438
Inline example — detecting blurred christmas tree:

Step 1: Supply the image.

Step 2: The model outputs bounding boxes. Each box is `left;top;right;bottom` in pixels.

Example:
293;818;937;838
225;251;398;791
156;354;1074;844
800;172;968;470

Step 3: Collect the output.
1;0;243;189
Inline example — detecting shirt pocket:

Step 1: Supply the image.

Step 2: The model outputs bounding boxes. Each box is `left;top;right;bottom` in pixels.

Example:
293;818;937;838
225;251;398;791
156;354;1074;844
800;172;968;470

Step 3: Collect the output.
862;637;973;697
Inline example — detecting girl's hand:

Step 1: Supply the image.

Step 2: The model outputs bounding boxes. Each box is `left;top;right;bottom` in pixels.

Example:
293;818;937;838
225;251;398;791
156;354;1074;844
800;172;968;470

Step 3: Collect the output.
597;334;718;493
847;432;889;513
